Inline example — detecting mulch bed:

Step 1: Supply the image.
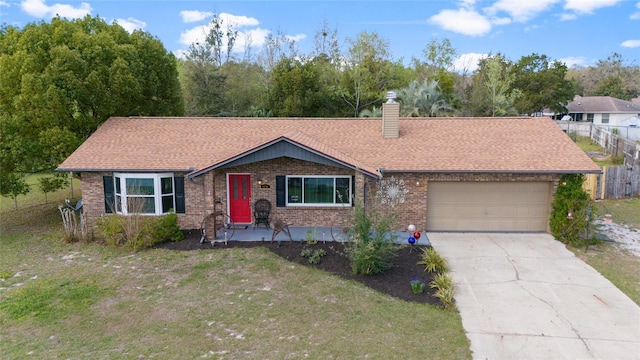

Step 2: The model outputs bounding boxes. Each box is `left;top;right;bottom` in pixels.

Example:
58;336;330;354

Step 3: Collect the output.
157;232;441;305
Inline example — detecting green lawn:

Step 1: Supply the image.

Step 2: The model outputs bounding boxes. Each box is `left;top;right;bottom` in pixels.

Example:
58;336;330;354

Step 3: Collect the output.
574;136;604;153
0;204;471;359
572;243;640;306
0;173;80;212
594;198;640;229
571;197;640;306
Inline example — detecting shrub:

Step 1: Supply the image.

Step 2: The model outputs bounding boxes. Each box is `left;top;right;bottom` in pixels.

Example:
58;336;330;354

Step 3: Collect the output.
306;228;318;245
346;205;399;275
300;248;313;258
96;213;183;251
97;215;126;247
610;154;624;164
149;213;184;242
417;247;449;273
410;276;426;294
429;273;455;310
301;247;327;264
550;174;592;246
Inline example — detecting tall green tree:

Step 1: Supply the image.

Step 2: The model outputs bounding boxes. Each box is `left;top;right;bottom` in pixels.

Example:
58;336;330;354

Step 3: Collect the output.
181;13;237;116
591;75;628;100
568;53;640;100
267;57;337;117
468;54;521;116
411;38;458;112
510;53;575;114
341;31;393;117
220;61;268;116
0;16;183;191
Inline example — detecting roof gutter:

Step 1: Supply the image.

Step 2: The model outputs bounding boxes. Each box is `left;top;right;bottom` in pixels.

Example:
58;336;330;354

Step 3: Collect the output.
377;169;603;175
55;168;194;173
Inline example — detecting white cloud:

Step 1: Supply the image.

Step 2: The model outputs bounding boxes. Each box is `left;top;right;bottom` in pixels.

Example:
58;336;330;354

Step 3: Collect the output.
0;1;9;7
180;10;213;23
177;12;304;55
631;1;640;19
235;28;271;51
621;39;640;48
20;0;91;19
460;0;477;9
179;23;271;52
428;9;492;36
564;0;623;14
179;24;211;46
218;12;259;28
491;17;512;25
559;56;587;68
286;33;306;42
484;0;559;22
560;13;578;21
113;18;146;33
524;24;539;32
453;52;488;73
178;12;261;46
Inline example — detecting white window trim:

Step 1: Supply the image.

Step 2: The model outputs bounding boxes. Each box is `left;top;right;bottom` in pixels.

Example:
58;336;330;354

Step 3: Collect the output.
114;173;175;215
285;175;352;207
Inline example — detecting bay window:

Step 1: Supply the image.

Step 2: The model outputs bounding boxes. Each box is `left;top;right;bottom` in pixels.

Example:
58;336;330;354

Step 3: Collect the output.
112;173;177;215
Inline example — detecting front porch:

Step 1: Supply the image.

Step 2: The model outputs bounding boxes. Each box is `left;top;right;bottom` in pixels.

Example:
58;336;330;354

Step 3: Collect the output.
200;225;430;246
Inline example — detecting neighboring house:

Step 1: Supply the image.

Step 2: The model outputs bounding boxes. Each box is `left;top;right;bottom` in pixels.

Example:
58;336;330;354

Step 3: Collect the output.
57;102;600;234
566;95;640;125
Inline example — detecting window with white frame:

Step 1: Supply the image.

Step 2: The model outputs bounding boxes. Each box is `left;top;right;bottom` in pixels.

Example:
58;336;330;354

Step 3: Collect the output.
286;176;351;206
602;113;610;124
113;173;176;215
586;113;594;122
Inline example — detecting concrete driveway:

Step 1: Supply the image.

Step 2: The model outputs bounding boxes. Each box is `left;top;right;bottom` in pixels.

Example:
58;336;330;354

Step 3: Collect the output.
428;233;640;360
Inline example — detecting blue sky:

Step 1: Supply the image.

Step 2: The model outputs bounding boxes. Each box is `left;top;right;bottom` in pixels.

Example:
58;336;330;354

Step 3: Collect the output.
1;0;639;71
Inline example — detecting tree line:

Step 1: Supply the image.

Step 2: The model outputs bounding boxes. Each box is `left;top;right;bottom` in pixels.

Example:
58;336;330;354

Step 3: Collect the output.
1;15;639;202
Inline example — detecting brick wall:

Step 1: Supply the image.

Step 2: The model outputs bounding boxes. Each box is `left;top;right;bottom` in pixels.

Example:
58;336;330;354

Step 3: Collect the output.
78;165;560;234
370;172;560;231
80;172;206;233
211;158;359;229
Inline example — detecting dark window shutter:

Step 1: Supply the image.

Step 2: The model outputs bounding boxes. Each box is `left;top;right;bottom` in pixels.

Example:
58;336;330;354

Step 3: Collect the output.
103;176;114;213
276;176;285;207
351;176;356;206
174;177;185;214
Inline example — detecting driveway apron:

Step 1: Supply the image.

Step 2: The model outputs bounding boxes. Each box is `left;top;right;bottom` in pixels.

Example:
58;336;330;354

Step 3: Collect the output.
428;233;640;360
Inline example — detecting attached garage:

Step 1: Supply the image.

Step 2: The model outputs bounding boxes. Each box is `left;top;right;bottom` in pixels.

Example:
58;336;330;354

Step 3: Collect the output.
426;182;552;232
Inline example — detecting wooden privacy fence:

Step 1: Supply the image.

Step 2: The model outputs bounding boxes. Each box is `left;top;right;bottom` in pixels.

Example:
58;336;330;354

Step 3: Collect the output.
583;165;640;199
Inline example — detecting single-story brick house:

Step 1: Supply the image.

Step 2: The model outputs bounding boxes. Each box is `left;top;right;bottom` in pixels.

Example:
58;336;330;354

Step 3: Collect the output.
57;102;600;234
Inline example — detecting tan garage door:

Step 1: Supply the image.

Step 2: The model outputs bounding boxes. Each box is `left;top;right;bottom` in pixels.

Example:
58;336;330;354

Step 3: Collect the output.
427;182;551;232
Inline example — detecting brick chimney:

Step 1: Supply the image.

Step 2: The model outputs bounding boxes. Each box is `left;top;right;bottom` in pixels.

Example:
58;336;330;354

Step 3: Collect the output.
382;91;399;138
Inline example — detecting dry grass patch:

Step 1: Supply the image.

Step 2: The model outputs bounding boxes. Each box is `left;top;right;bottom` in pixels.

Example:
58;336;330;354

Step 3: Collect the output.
594;198;640;229
1;230;470;359
572;242;640;305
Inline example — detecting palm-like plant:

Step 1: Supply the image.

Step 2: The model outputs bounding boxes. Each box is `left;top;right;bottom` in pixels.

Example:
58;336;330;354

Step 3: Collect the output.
395;80;452;117
358;106;382;117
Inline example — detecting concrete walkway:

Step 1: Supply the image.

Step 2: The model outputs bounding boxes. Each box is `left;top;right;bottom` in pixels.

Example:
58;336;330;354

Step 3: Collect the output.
428;233;640;360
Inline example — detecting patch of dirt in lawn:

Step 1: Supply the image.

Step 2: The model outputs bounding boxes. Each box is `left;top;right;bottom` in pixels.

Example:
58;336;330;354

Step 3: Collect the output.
593;219;640;257
157;234;441;306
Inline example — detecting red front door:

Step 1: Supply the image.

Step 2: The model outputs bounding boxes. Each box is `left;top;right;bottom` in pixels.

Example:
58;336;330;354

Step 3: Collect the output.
228;174;251;223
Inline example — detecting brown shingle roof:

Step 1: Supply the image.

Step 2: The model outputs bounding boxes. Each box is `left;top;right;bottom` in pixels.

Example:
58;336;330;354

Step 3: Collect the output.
57;116;601;176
